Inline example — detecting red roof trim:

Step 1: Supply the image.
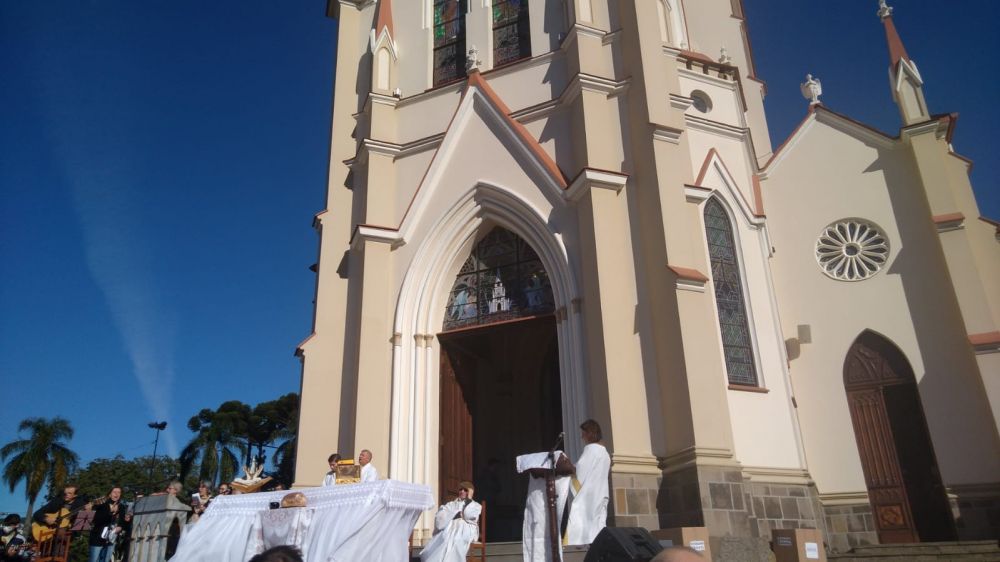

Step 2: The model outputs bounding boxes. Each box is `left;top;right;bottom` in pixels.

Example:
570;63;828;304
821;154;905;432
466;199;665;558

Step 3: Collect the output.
694;148;720;186
668;265;709;283
932;213;965;225
969;332;1000;347
375;0;394;37
762;105;899;172
693;148;765;218
979;216;1000;228
467;71;568;188
882;15;910;67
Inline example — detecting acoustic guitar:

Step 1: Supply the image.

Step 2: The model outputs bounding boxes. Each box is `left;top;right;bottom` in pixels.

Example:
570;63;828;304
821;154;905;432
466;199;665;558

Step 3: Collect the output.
31;495;108;542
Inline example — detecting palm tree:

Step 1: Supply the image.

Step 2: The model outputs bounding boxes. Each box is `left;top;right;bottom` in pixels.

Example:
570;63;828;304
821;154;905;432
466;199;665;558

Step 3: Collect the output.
1;417;80;520
180;403;248;486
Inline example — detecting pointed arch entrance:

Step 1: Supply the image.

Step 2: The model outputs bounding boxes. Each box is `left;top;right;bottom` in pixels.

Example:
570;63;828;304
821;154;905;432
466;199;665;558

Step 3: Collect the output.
843;331;955;543
438;226;562;542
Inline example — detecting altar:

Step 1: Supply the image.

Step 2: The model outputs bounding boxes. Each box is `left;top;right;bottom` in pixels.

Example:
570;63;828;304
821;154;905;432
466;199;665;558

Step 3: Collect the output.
171;480;434;562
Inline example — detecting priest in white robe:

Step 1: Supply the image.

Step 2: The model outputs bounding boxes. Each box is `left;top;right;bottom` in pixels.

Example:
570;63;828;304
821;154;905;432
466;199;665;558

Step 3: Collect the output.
419;481;481;562
565;419;612;545
518;451;575;562
359;449;379;482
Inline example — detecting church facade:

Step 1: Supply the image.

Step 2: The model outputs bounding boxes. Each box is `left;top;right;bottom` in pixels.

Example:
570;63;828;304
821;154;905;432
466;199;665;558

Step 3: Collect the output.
294;0;1000;551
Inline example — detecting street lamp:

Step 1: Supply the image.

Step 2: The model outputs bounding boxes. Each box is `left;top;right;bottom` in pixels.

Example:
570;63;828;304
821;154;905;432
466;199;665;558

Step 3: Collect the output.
147;421;168;493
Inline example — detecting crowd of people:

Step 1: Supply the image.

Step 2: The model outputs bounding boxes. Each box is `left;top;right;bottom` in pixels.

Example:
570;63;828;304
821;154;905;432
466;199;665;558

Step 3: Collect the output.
3;426;706;561
0;472;284;562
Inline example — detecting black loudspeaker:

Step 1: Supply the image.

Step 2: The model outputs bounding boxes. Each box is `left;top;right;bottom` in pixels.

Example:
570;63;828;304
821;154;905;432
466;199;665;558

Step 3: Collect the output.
583;527;664;562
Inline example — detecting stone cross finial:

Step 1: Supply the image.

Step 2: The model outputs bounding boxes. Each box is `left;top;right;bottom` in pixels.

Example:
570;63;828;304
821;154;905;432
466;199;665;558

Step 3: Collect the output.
800;74;823;105
878;0;893;19
719;47;732;65
466;45;481;72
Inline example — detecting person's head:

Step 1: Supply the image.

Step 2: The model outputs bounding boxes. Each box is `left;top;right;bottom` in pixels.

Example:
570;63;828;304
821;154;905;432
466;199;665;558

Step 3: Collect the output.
63;484;79;502
2;514;20;533
199;481;212;495
650;546;704;562
327;453;341;471
359;450;372;466
580;419;603;444
107;486;123;502
165;481;182;496
218;483;231;495
248;545;303;562
458;481;475;500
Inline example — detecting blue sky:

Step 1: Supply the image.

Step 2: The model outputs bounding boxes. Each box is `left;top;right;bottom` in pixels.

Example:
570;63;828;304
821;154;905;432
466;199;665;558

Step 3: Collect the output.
1;1;996;515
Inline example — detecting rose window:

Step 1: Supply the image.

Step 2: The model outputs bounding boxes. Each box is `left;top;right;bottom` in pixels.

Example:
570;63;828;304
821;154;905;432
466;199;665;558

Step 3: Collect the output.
815;220;889;281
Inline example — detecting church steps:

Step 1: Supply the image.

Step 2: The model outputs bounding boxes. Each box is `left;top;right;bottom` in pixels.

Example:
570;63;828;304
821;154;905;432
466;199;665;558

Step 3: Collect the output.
828;540;1000;561
411;542;588;561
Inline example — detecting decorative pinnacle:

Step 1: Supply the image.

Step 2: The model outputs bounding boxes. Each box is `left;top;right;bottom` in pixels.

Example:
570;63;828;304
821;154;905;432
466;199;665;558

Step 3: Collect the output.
466;45;481;72
878;0;893;19
800;74;823;105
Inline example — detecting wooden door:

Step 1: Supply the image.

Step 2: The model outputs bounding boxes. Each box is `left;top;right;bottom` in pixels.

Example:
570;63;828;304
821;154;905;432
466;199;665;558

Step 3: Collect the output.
844;333;954;543
439;345;474;504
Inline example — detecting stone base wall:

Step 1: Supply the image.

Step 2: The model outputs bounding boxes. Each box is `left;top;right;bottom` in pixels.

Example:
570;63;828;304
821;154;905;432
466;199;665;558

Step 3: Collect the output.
610;471;664;531
746;481;826;541
950;486;1000;540
822;503;878;553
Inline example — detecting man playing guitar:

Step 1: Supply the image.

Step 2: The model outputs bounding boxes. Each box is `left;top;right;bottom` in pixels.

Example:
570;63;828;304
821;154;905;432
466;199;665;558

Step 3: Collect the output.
31;484;92;542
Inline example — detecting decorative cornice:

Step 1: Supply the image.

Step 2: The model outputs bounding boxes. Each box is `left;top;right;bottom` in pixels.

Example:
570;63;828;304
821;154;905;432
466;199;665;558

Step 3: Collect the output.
651;124;684;145
668;265;709;292
669;94;694;111
610;453;661;476
818;491;871;506
294;333;316;358
565;167;629;203
969;332;1000;355
932;212;965;232
741;466;813;485
659;446;739;475
350;223;404;250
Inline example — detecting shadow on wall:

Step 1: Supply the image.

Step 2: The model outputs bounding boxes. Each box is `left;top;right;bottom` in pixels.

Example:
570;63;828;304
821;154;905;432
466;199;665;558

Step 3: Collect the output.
875;146;1000;540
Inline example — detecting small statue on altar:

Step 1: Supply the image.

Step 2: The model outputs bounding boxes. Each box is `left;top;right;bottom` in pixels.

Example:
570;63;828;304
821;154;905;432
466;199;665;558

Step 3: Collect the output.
231;458;273;494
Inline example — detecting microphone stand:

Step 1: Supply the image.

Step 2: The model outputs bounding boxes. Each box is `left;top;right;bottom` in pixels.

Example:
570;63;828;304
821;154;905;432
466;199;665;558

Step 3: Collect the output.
546;432;565;562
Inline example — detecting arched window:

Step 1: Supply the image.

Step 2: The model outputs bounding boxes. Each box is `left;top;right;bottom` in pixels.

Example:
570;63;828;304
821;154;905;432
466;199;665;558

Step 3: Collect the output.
444;227;554;330
704;198;758;386
492;0;531;67
433;0;467;85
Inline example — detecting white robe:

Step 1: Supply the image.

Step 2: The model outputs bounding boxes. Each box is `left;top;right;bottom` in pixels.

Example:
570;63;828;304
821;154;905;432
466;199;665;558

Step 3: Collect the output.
565;443;611;545
322;471;336;486
522;474;570;562
360;463;378;482
419;499;481;562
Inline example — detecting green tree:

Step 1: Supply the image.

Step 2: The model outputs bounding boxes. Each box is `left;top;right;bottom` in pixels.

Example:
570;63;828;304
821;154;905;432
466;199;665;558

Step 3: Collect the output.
68;455;194;501
255;393;299;485
180;402;249;486
1;417;79;520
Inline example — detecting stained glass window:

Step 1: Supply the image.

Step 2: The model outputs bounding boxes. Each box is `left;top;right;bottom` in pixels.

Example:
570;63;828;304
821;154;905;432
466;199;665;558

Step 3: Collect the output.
492;0;531;67
434;0;466;85
704;198;758;386
443;227;554;331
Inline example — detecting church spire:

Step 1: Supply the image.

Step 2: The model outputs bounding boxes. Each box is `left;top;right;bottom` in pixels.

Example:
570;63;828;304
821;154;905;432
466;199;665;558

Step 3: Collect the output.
369;0;398;95
878;0;909;67
375;0;394;38
877;0;929;125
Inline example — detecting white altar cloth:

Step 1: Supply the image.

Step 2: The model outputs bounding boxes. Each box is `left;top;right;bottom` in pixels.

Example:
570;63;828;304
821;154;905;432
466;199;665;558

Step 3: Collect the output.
171;480;434;562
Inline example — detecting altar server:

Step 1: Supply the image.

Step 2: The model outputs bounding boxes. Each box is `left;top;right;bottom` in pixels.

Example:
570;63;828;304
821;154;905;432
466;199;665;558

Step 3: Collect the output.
419;481;481;562
565;419;611;545
359;450;379;482
322;453;341;486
